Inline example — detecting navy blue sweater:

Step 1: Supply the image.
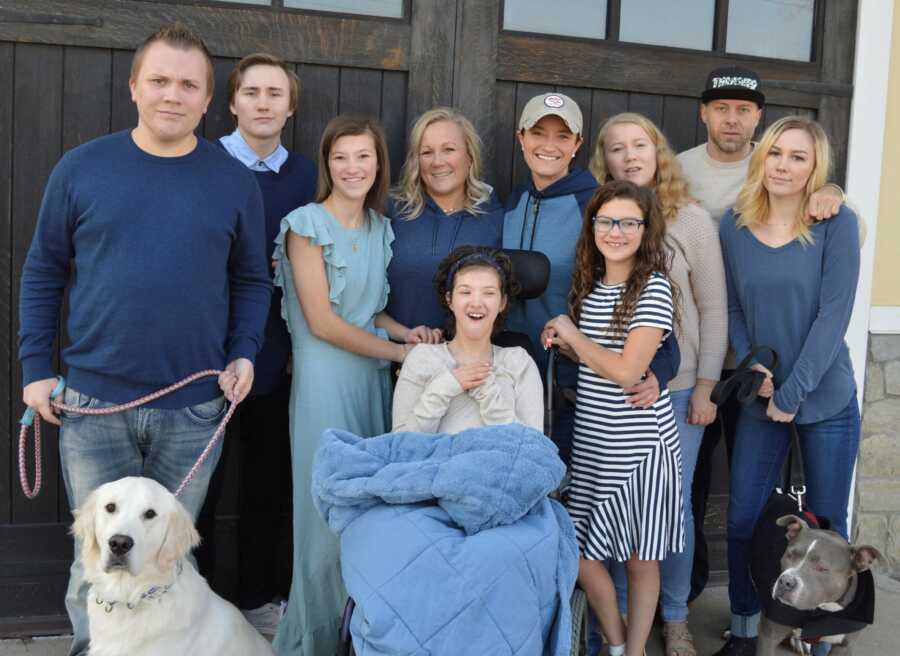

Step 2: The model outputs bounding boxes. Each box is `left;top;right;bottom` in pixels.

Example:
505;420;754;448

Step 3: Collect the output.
241;150;317;396
18;131;271;408
386;192;503;331
503;169;679;389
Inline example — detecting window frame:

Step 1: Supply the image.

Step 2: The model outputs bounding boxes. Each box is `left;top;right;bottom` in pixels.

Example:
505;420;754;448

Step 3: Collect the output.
133;0;410;23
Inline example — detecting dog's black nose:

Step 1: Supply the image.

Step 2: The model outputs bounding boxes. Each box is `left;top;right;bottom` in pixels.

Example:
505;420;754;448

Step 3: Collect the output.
778;574;797;592
108;534;134;556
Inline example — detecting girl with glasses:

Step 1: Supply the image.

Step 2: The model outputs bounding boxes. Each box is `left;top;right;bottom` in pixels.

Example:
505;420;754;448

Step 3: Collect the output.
543;180;683;656
590;112;728;656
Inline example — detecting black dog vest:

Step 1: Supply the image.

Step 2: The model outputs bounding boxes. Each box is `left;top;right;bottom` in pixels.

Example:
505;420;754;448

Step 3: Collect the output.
750;493;875;641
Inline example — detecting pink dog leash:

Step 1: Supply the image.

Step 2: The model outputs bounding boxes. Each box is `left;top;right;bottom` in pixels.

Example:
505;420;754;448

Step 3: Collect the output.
18;370;238;500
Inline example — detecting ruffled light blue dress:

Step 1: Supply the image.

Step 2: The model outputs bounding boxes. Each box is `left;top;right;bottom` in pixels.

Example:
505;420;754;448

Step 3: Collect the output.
272;203;394;656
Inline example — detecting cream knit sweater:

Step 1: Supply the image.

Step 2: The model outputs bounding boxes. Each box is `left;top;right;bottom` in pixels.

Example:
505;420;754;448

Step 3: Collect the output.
666;202;729;392
392;343;543;434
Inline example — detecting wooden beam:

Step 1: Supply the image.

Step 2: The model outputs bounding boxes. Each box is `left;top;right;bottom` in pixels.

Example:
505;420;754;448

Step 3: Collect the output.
0;0;410;71
819;0;857;85
497;32;828;108
452;0;500;173
406;0;456;128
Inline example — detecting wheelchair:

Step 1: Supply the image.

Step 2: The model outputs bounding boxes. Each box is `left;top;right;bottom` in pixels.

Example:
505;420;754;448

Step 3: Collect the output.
336;248;590;656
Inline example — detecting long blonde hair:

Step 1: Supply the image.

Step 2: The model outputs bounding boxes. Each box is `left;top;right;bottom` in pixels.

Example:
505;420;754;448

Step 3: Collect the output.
734;116;831;244
392;107;493;220
589;112;692;222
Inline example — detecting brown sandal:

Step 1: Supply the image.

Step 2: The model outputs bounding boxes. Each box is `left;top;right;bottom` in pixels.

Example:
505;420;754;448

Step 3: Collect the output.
662;621;697;656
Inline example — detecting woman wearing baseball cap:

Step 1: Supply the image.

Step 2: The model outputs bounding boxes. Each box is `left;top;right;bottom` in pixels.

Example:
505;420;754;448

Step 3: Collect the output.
502;93;680;467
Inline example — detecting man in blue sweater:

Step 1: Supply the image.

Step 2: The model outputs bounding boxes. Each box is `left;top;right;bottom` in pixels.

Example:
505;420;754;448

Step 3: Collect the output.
197;52;317;635
17;26;271;656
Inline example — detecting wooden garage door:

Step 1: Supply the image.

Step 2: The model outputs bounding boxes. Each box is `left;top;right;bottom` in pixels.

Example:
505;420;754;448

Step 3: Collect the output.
0;0;856;633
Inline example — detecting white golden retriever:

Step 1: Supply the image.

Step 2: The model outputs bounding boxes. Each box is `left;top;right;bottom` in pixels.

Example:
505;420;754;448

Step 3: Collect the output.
73;476;275;656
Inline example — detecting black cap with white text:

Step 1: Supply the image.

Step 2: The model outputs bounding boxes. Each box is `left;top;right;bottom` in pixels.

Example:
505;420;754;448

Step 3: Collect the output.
701;65;765;107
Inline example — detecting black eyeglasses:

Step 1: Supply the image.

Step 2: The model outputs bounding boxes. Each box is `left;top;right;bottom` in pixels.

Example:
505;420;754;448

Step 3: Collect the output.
592;216;645;235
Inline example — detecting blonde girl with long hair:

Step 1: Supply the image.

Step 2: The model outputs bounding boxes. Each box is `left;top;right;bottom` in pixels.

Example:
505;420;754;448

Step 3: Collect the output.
716;116;861;655
591;112;727;656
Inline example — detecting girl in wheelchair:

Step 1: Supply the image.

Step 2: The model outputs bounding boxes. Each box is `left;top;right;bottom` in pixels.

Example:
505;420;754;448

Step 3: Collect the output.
392;245;543;433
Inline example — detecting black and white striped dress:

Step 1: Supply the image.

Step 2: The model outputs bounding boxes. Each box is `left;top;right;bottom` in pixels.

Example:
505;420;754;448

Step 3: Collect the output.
566;272;684;562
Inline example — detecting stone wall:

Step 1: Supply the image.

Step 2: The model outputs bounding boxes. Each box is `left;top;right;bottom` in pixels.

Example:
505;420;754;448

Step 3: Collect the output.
856;333;900;578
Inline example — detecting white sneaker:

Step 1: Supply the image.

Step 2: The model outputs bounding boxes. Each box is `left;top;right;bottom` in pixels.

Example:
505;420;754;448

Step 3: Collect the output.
242;601;286;637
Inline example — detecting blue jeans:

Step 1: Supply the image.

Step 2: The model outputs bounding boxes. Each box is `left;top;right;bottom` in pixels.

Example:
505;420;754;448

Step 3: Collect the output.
58;387;226;656
608;388;702;626
726;397;860;638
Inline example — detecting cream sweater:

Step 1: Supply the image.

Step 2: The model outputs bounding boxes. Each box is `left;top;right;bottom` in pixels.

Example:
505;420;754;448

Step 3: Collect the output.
667;202;729;391
392;343;544;434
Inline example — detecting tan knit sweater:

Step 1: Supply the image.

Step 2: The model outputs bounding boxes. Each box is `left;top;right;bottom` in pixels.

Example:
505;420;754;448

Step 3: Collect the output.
666;202;729;391
392;343;543;434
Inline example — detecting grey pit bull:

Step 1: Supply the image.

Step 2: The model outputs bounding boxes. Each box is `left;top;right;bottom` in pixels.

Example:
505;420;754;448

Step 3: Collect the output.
757;514;881;656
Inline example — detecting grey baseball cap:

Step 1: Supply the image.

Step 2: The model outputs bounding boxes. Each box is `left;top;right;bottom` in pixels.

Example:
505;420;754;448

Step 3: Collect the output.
518;92;583;136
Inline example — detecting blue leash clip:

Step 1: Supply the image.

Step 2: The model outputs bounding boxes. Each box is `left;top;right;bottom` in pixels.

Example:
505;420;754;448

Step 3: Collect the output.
19;376;66;427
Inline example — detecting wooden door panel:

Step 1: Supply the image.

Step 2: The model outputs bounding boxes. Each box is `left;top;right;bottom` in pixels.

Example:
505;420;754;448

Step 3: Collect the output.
295;64;341;163
0;42;13;526
11;44;65;525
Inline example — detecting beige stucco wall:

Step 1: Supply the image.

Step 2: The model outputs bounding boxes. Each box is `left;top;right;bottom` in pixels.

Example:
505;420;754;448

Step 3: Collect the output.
872;5;900;306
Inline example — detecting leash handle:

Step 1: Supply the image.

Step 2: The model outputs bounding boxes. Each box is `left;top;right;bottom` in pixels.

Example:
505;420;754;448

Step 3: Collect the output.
710;345;779;407
17;376;66;499
733;345;779;375
18;370;235;500
787;422;806;509
19;375;66;427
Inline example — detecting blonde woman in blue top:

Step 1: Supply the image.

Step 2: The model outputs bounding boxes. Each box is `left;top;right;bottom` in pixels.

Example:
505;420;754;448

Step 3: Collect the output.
715;116;861;656
272;116;414;656
387;107;504;335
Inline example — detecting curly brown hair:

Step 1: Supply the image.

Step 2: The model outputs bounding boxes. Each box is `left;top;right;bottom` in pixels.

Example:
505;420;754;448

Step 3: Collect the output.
434;246;520;339
569;180;679;335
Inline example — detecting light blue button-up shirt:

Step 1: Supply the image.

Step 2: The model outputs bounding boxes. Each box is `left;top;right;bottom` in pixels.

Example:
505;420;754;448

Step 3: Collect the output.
219;129;288;173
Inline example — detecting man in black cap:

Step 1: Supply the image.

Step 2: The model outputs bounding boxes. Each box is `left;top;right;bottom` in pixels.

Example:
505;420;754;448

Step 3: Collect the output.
676;64;845;656
679;65;844;224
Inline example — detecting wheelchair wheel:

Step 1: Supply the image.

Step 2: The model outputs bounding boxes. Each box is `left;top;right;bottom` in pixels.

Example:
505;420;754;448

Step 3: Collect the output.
569;586;589;656
336;598;355;656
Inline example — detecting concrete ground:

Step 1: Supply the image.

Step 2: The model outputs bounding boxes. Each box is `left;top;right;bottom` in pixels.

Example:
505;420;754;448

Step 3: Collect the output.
2;577;898;655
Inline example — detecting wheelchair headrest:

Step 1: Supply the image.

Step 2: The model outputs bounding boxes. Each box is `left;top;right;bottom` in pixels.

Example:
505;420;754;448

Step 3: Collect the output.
500;249;551;301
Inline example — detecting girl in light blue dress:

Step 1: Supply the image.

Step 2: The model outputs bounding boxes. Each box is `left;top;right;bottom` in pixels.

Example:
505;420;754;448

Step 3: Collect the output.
272;116;419;656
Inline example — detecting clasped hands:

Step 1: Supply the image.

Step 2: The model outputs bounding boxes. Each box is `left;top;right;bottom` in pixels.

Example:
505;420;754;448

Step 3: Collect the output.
751;363;795;422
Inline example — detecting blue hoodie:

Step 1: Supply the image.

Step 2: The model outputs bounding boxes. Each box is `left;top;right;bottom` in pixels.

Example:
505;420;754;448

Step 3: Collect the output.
386;192;504;331
503;168;679;388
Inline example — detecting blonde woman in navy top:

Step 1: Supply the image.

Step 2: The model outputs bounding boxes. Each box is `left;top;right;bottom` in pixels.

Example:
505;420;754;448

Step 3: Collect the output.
387;108;504;336
715;116;861;656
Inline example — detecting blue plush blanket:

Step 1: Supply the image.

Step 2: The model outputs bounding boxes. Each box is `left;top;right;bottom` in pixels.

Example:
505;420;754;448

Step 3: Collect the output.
312;424;579;656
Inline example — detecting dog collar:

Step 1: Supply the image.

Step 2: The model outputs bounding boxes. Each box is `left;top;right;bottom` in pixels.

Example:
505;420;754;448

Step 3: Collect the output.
94;560;183;613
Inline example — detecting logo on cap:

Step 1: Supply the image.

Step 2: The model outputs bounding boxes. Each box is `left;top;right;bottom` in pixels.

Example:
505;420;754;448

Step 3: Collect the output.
712;76;758;91
544;94;565;109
